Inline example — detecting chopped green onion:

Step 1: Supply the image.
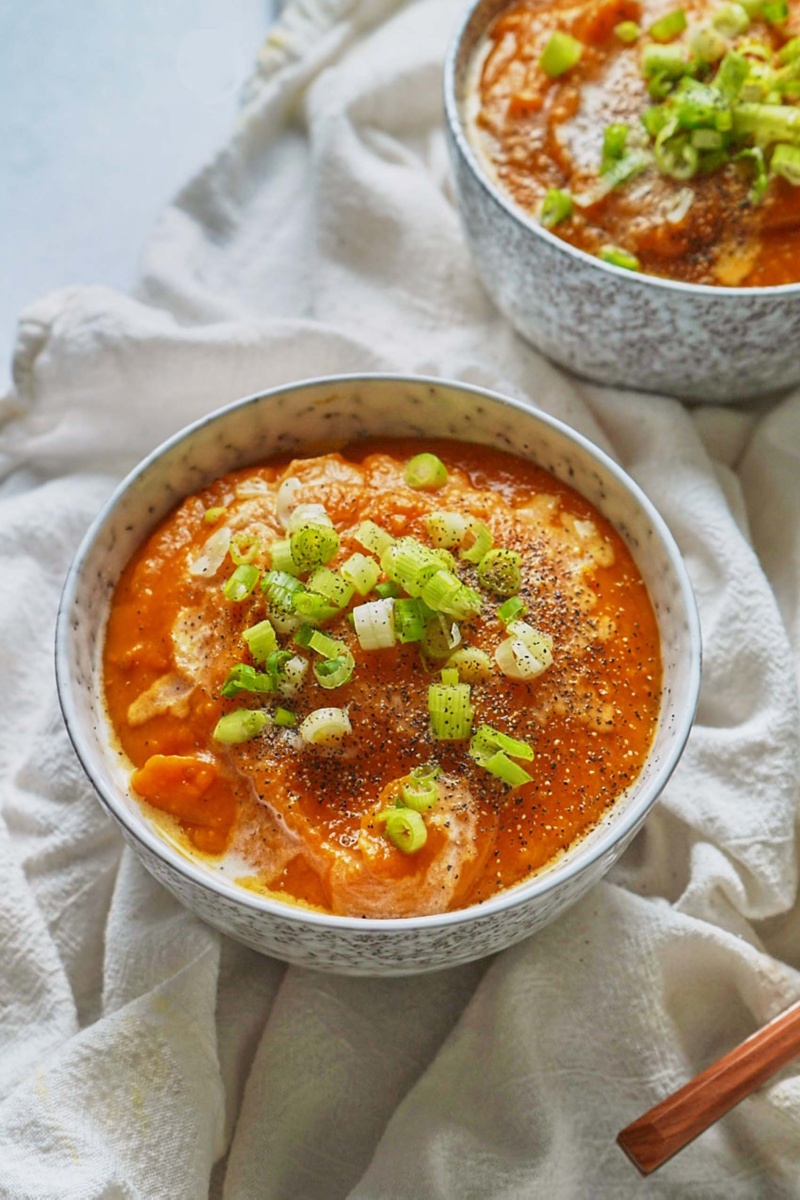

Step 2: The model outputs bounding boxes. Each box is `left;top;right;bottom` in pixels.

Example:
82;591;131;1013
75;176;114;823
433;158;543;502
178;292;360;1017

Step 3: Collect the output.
221;663;275;698
477;548;522;596
243;619;278;663
712;2;750;35
602;123;629;166
400;774;439;812
274;706;297;727
382;537;439;596
306;566;354;609
446;646;493;682
374;580;403;599
230;531;260;566
404;453;448;490
732;103;800;144
539;30;584;77
353;598;397;650
269;538;302;576
213;708;269;744
495;621;554;681
763;0;788;21
715;51;751;102
459;520;493;564
441;667;460;686
354;520;394;557
340;552;381;596
264;649;294;690
276;655;308;698
292;591;340;624
649;7;687;41
428;679;473;740
290;523;340;572
223;563;260;602
261;569;305;607
299;706;352;746
615;19;641;42
687;23;727;63
540;188;574;228
599;245;642;270
379;808;427;854
305;628;345;659
777;37;800;65
497;595;526;624
641;43;690;79
313;652;355;689
771;141;800;182
203;505;227;524
422;613;462;659
425;511;469;548
691;127;724;147
394;598;426;643
469;725;534;787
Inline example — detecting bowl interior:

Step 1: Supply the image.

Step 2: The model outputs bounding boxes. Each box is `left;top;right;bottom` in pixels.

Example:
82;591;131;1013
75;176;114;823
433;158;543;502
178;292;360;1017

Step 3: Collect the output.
56;375;700;929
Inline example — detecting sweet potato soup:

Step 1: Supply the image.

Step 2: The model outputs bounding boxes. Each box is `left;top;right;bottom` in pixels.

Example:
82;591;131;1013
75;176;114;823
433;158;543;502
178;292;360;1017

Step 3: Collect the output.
103;440;661;918
469;0;800;285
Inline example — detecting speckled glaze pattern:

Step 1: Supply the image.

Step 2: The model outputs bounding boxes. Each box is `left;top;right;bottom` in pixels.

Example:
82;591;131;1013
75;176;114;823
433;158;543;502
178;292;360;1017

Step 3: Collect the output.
443;0;800;404
55;376;701;975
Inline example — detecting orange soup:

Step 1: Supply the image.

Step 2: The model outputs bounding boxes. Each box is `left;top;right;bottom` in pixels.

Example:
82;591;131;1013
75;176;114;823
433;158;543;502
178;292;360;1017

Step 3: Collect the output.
103;440;662;918
470;0;800;285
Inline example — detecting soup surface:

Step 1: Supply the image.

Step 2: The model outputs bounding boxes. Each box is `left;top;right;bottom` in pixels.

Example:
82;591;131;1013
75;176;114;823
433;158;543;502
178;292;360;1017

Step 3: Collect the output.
469;0;800;285
103;440;662;918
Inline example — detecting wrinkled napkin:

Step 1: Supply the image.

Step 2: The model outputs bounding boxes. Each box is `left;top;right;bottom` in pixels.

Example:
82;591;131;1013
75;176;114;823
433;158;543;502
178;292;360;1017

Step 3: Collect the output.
2;0;800;1195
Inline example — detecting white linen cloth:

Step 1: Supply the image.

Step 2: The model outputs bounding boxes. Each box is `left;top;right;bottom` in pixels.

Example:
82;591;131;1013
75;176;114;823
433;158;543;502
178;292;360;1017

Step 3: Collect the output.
2;0;800;1194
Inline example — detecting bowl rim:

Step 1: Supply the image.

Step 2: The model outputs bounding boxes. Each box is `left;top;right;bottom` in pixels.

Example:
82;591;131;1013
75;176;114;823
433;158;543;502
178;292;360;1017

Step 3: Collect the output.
442;0;800;301
55;372;702;933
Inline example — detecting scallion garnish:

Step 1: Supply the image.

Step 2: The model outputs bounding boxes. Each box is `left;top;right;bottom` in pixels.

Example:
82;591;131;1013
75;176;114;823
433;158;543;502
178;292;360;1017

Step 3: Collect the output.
306;566;355;609
299;707;352;746
469;724;535;787
400;771;440;812
274;706;297;727
378;807;427;854
354;520;394;557
313;652;355;689
230;531;261;566
353;598;396;650
394;597;426;643
540;188;574;228
497;595;526;624
269;538;301;576
711;2;750;36
477;548;522;596
428;673;473;740
203;505;227;525
404;453;449;490
494;622;554;681
213;708;269;744
221;663;275;698
614;20;641;42
292;591;341;624
771;141;800;183
425;511;469;548
459;520;493;564
243;619;278;663
600;245;642;271
290;522;340;572
446;645;493;682
223;563;260;602
539;31;584;77
763;0;788;22
340;552;381;596
649;7;687;42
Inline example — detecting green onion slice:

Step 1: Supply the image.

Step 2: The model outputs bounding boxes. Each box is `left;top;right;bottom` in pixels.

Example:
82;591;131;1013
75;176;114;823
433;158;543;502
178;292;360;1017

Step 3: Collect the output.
400;774;440;812
539;31;584;77
459;520;493;564
649;7;688;41
497;595;526;624
425;511;469;548
477;548;522;596
223;563;260;602
404;453;448;490
313;652;356;689
428;679;473;740
230;531;261;566
354;520;394;557
712;2;751;35
269;538;302;577
771;142;800;183
446;646;493;682
221;663;275;698
274;706;297;727
379;808;427;854
340;552;381;596
203;505;227;525
353;598;397;650
599;245;642;270
394;597;426;643
540;188;574;228
299;706;352;746
290;522;340;572
614;20;641;42
306;566;354;609
243;619;278;663
213;708;269;744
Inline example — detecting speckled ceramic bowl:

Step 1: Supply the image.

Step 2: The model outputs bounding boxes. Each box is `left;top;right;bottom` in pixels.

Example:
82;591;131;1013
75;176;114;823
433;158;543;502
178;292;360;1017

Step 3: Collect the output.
444;0;800;404
56;375;700;975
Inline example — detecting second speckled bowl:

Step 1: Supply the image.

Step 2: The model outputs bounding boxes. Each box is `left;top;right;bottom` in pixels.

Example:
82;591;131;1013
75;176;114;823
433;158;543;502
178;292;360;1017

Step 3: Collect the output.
443;0;800;404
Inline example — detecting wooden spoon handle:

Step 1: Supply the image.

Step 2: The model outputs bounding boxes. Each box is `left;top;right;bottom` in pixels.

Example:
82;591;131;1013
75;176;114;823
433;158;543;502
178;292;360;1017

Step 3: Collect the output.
617;999;800;1174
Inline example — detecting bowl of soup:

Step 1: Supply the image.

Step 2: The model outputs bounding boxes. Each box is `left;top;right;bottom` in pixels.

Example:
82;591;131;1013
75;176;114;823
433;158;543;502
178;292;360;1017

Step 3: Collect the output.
444;0;800;401
55;375;700;974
